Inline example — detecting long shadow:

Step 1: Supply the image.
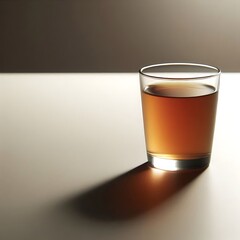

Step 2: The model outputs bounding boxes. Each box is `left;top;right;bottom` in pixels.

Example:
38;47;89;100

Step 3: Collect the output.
63;162;206;221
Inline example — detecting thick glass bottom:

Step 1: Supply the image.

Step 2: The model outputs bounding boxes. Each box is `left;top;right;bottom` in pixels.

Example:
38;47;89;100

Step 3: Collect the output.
148;153;210;171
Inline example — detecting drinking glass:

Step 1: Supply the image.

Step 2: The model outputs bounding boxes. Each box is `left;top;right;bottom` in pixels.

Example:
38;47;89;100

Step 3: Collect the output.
139;63;220;171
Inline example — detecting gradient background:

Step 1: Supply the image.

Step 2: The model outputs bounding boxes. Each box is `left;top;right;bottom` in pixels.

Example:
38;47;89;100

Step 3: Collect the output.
1;0;240;72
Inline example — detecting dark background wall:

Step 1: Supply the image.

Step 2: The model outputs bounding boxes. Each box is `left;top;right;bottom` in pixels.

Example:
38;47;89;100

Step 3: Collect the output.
1;0;240;72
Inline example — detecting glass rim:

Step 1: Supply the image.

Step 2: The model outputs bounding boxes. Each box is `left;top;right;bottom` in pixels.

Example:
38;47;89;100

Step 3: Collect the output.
139;63;221;80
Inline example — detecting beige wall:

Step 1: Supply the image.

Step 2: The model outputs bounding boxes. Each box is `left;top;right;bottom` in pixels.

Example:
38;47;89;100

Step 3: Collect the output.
1;0;240;72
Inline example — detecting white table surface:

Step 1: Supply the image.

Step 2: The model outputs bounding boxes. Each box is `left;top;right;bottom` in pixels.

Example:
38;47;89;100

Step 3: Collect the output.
1;73;239;240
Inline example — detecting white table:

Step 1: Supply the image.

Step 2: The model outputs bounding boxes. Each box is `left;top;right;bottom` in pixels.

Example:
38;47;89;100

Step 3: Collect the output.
1;73;239;240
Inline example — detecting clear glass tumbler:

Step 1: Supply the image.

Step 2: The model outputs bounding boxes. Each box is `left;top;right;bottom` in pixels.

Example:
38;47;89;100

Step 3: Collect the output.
139;63;220;171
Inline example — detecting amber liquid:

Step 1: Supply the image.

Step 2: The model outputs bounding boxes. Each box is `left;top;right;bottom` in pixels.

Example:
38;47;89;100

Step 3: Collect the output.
141;83;218;160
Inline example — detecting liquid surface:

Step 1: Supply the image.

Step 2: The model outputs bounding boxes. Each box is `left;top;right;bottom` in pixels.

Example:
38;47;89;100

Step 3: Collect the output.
144;83;216;98
142;83;218;159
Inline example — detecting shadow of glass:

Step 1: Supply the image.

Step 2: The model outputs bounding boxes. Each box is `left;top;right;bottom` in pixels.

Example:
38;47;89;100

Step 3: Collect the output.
63;162;205;221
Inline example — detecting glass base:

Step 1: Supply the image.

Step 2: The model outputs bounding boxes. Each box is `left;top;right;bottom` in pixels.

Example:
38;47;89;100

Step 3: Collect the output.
148;153;210;171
